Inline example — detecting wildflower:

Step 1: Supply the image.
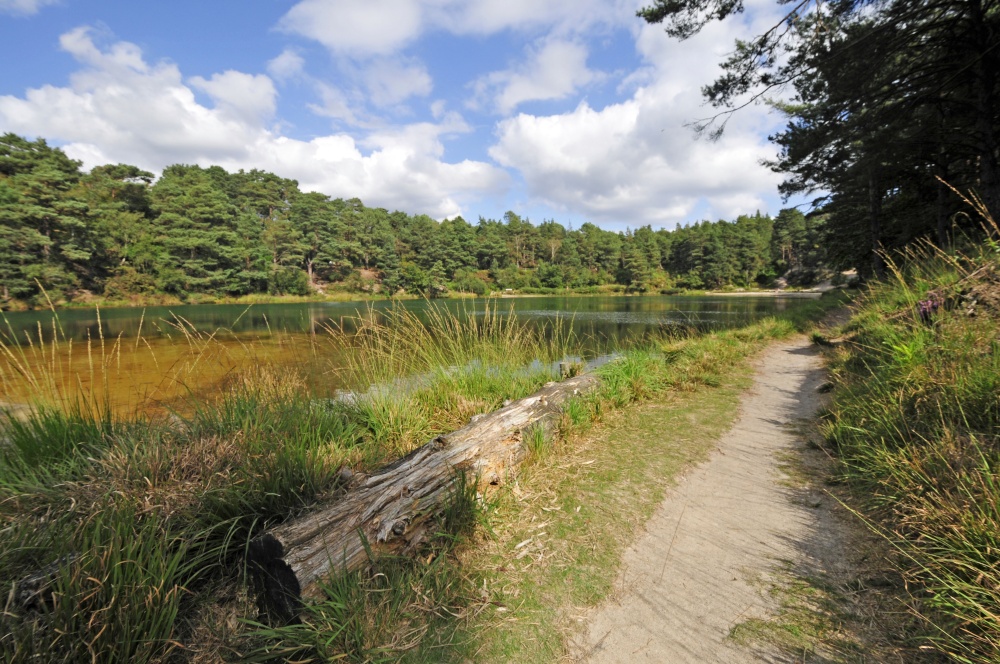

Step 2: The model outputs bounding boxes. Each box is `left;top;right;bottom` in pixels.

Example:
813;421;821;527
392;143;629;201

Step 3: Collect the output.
917;292;941;324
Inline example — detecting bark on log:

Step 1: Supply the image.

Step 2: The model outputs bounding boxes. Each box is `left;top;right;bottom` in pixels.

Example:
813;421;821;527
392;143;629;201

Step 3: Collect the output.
248;373;597;621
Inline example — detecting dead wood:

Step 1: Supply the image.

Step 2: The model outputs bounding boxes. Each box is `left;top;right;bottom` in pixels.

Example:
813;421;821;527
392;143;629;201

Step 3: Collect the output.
248;373;597;621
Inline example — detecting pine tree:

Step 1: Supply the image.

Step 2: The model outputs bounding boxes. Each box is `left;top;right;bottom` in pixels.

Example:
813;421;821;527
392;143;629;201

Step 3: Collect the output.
149;165;242;295
0;134;89;302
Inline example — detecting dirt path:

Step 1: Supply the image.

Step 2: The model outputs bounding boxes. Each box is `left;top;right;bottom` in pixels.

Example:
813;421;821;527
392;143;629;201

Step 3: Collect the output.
571;337;843;663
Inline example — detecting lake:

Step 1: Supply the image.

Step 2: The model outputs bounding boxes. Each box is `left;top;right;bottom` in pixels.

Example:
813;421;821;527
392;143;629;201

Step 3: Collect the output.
0;294;817;413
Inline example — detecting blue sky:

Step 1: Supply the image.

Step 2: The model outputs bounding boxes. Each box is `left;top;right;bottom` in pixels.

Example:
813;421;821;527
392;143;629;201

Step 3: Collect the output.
0;0;796;231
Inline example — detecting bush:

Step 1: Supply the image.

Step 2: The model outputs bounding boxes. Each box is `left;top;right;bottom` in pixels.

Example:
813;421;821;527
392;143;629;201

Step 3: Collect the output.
268;266;311;295
451;269;491;296
824;239;1000;663
102;267;158;298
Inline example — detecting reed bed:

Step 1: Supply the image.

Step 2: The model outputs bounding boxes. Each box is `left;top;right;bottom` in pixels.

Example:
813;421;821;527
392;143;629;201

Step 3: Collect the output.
0;306;323;416
0;299;581;662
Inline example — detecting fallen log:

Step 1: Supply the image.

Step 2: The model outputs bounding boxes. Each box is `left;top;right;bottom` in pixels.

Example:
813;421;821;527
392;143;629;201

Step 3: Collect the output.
248;373;598;621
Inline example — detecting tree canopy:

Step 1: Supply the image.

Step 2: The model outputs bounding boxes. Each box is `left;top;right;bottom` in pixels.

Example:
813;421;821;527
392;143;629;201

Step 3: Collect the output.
0;133;830;307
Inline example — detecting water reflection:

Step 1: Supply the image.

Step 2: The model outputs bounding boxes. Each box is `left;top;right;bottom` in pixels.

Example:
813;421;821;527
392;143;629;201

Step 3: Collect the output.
1;294;811;346
0;295;817;413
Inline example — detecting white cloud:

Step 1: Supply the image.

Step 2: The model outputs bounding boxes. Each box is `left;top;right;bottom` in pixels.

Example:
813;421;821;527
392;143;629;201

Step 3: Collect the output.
0;26;508;218
472;39;599;114
278;0;636;58
0;0;57;16
434;0;634;37
267;49;305;81
489;18;786;226
273;0;793;225
308;82;364;126
189;70;277;125
363;57;432;107
277;0;425;57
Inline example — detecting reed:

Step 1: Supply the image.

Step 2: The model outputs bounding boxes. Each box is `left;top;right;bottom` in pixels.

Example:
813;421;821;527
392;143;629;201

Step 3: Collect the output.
0;299;589;662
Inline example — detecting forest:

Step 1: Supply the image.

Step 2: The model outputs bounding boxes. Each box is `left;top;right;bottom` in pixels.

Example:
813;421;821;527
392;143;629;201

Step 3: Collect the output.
0;133;827;308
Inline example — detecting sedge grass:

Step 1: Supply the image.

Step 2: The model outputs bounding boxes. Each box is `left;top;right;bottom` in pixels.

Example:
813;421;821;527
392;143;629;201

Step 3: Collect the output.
0;299;593;663
822;212;1000;662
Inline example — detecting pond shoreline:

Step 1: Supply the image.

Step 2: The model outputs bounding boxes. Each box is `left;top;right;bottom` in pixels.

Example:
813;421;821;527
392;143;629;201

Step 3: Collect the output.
3;287;834;313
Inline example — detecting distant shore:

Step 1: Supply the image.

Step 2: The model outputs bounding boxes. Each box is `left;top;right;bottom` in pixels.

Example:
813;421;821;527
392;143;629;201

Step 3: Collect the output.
709;290;827;298
1;286;841;312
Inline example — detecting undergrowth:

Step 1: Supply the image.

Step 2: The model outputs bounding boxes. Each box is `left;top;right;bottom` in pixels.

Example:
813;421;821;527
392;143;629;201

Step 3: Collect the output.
0;302;568;663
824;201;1000;663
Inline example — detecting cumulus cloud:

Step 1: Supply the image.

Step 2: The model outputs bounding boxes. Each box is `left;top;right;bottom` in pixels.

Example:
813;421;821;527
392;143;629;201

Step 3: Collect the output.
189;70;277;125
278;0;636;57
0;26;508;218
275;0;790;226
471;39;599;114
0;0;57;16
278;0;424;57
435;0;635;37
363;57;433;107
488;13;789;226
308;82;366;126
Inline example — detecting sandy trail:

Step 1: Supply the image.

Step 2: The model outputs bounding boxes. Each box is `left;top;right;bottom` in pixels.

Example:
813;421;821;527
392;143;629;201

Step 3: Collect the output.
572;337;832;663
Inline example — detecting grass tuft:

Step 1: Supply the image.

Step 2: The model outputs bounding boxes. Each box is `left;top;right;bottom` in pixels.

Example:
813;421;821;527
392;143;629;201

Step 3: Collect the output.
823;224;1000;662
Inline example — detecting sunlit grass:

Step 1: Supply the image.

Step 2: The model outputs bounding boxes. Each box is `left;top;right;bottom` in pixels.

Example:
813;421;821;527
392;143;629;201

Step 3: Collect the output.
0;292;843;663
0;306;338;416
0;300;589;663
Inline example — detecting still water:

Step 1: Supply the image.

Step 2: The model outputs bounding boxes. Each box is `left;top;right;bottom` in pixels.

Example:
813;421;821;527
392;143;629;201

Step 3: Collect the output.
0;294;817;412
2;294;813;344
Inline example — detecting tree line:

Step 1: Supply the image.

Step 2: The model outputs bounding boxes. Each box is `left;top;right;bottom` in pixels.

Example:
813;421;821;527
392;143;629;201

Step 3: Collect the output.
0;133;827;307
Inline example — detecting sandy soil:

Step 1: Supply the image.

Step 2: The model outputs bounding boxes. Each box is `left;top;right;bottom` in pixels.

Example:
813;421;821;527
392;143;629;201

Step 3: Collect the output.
570;338;846;663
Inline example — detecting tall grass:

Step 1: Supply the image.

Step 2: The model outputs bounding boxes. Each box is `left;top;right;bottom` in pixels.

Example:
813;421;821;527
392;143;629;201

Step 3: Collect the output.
823;207;1000;662
0;300;587;662
0;305;322;416
332;299;574;387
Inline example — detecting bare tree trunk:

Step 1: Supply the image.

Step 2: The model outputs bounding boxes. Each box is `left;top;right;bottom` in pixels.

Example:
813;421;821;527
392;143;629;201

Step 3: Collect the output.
869;167;885;278
937;171;950;248
971;0;1000;222
248;373;598;622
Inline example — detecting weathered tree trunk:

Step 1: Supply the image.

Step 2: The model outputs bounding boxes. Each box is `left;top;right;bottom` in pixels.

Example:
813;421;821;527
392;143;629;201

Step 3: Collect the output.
868;167;885;278
248;373;598;621
971;0;1000;223
936;170;950;248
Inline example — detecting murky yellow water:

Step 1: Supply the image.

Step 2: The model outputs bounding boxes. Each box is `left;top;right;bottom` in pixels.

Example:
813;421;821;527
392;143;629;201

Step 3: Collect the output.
0;330;349;416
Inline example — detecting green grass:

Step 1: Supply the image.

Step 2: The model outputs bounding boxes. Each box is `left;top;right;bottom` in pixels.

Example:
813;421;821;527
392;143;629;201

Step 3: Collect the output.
237;472;486;663
822;230;1000;662
0;301;576;663
0;293;841;662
